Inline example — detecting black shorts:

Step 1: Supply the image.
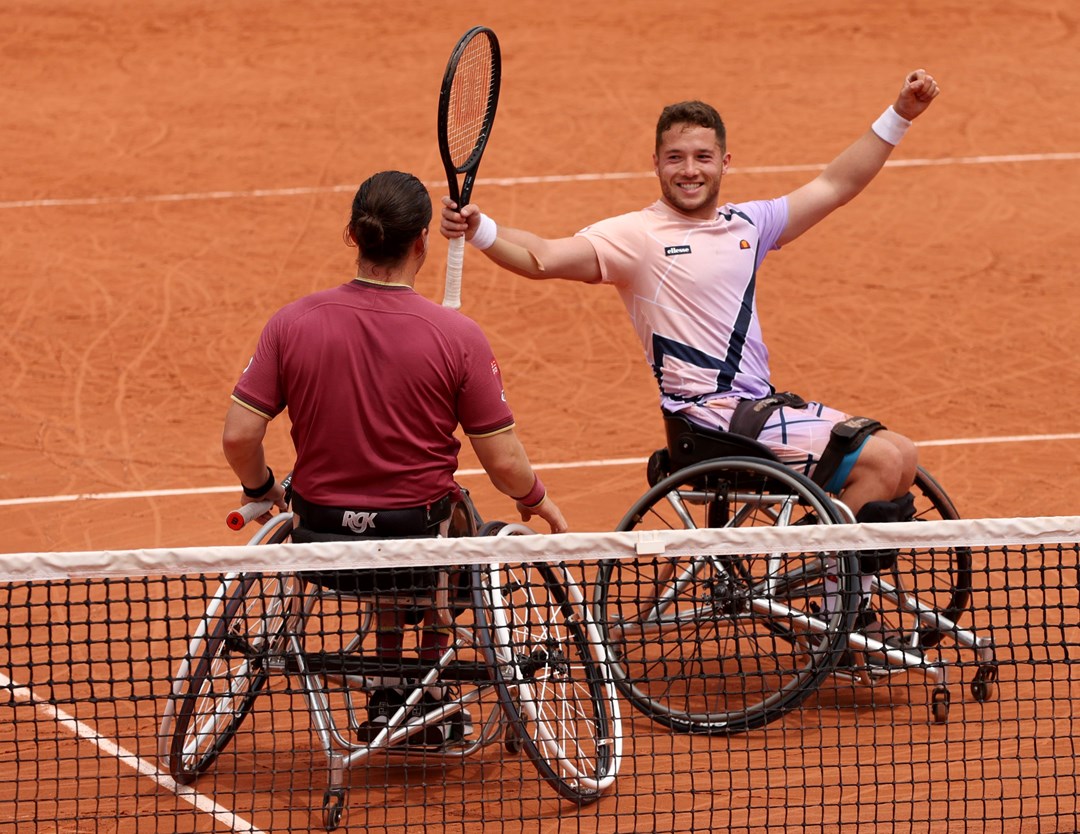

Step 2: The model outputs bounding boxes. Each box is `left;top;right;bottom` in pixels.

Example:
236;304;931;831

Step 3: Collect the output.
291;492;452;538
290;492;455;598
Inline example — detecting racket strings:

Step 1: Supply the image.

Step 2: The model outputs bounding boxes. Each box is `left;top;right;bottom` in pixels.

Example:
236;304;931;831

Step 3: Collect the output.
447;38;495;167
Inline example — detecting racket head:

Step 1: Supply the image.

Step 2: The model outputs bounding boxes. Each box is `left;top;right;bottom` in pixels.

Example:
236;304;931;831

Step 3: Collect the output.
437;26;501;207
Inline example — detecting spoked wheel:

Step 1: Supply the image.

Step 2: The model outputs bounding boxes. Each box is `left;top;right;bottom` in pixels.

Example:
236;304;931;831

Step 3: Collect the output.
473;560;621;802
865;466;972;651
161;570;303;782
595;457;860;734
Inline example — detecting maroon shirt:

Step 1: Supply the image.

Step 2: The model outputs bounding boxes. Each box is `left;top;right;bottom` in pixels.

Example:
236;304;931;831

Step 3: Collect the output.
232;280;514;508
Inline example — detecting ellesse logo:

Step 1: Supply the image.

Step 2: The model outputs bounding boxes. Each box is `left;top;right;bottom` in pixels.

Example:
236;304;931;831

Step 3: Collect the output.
664;245;691;256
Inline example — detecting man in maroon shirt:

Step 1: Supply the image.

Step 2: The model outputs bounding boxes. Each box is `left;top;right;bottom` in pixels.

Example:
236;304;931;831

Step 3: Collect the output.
222;170;566;744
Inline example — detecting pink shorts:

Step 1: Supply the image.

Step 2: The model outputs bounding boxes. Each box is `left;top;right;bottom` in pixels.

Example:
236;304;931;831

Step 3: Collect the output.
675;397;853;482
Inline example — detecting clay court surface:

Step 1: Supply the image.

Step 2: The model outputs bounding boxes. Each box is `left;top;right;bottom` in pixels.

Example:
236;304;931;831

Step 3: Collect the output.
2;1;1079;832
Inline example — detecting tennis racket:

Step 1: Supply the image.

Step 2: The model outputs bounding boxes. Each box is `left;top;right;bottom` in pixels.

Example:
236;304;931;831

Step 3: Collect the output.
437;26;501;309
226;472;292;531
226;501;271;531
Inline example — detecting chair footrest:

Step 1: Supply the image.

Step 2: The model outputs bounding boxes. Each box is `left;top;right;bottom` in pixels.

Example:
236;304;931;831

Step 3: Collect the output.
289;651;494;682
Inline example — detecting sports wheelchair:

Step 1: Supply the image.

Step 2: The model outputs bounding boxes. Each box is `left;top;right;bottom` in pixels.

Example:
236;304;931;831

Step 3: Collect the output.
159;497;622;831
593;413;998;734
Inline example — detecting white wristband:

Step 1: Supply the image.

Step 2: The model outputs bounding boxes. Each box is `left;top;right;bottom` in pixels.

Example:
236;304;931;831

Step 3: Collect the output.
871;105;911;146
468;213;497;251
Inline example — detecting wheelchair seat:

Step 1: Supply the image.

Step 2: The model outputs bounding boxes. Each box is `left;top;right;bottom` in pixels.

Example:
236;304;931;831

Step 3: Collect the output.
289;527;443;596
289;500;474;599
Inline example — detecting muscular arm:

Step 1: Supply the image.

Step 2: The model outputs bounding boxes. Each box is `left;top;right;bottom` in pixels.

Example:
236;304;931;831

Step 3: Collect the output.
468;428;568;532
779;69;940;247
222;401;286;512
440;197;602;284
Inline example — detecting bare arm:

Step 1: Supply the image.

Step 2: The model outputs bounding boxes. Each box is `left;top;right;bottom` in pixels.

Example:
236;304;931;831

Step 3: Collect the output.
468;428;568;533
222;401;286;516
779;69;940;247
440;197;602;284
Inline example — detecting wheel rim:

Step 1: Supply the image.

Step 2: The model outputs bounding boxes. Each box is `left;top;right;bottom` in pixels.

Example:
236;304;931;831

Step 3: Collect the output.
600;458;857;732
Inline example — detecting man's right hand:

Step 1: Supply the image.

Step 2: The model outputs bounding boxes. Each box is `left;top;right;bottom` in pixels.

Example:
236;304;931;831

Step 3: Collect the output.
440;196;479;241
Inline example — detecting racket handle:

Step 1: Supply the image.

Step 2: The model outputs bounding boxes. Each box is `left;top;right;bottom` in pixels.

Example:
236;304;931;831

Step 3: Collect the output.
442;236;465;309
226;500;274;531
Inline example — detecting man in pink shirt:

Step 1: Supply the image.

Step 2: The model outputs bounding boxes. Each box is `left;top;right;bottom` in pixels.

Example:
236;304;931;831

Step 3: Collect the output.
440;70;941;524
224;170;566;744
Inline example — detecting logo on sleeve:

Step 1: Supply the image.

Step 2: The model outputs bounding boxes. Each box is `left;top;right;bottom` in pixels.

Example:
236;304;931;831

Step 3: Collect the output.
664;245;692;257
491;360;500;376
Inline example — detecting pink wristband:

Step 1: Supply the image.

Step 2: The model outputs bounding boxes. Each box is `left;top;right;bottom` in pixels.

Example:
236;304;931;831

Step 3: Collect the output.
513;475;546;508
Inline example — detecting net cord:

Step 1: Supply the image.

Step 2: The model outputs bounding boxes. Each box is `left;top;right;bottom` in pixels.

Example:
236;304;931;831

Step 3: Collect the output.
4;515;1079;581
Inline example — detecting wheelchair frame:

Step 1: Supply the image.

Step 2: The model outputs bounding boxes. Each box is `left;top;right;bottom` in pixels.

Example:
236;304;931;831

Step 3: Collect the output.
593;414;998;734
159;511;622;830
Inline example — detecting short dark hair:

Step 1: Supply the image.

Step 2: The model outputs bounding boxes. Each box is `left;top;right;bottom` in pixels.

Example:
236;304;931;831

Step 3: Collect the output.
655;101;726;153
344;171;432;265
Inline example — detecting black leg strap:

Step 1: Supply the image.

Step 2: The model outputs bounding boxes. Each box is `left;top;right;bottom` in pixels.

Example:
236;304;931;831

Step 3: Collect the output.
811;416;885;491
727;391;808;440
853;495;914;572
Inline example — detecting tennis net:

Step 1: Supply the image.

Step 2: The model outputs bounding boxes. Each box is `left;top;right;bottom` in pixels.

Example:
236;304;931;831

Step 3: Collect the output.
1;514;1078;833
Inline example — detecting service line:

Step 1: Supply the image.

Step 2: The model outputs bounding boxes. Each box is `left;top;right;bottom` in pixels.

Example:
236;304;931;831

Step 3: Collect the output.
1;432;1078;509
1;152;1078;210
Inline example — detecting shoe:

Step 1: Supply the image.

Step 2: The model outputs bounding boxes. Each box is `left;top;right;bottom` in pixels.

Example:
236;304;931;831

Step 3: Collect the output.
414;691;474;746
358;687;473;747
355;686;405;742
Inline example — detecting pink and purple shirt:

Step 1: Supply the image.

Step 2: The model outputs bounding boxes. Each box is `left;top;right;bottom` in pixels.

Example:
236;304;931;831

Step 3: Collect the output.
232;280;514;508
578;197;788;413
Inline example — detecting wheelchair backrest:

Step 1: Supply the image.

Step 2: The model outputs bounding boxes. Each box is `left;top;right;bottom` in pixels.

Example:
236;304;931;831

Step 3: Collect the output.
664;413;781;472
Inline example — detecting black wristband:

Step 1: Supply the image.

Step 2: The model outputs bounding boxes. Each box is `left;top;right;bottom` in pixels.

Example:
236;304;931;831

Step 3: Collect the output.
242;467;276;498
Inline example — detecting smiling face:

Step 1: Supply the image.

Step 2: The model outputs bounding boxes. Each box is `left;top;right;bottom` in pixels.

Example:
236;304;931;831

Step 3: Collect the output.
653;123;731;220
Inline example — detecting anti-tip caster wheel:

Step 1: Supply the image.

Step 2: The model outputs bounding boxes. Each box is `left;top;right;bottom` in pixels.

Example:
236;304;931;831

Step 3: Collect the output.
971;661;999;702
931;687;950;724
323;787;346;831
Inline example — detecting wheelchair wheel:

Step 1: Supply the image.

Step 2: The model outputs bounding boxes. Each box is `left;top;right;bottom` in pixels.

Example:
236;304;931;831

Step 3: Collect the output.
595;457;860;734
473;560;620;802
161;571;302;783
863;466;972;651
910;466;971;618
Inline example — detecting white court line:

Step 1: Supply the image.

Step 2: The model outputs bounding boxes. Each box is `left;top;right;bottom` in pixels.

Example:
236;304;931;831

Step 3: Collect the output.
2;151;1078;210
1;671;267;834
915;433;1080;447
1;432;1078;509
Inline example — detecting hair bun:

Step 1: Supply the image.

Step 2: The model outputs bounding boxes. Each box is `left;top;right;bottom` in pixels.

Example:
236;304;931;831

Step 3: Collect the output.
346;170;433;266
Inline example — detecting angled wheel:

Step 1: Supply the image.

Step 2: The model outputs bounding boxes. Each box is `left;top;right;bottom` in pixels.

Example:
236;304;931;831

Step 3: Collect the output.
160;569;303;783
473;560;621;802
596;457;860;733
865;466;972;651
909;466;972;621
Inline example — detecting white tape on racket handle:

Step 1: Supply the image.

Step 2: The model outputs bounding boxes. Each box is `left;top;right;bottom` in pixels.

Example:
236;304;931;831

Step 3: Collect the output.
226;500;273;531
443;236;465;309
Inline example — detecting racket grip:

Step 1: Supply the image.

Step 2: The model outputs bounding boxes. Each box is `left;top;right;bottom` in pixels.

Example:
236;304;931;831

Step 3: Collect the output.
226;500;274;531
442;236;465;309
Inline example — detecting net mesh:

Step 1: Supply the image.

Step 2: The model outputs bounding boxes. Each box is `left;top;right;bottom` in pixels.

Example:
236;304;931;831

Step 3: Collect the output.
1;515;1078;833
